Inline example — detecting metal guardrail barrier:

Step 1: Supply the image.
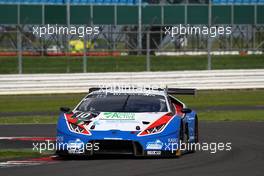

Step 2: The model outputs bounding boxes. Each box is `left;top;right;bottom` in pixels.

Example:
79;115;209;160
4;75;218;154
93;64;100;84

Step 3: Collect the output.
0;69;263;95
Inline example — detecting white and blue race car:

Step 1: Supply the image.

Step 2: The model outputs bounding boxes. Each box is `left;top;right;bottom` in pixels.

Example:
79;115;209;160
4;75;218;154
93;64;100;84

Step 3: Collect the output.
56;88;198;157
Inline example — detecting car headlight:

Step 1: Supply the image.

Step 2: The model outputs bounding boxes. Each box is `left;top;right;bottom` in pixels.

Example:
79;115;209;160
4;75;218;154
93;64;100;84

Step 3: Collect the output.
145;124;166;134
64;113;91;135
138;113;173;136
68;123;85;133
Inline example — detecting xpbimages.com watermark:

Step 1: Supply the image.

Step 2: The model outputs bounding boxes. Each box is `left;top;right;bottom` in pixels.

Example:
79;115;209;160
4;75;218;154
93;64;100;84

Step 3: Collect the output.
32;140;232;155
32;140;100;154
97;84;165;96
165;141;232;154
164;24;232;38
32;24;100;38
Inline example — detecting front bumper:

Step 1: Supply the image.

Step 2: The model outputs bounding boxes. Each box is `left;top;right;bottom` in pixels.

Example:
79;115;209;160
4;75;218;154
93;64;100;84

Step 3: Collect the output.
56;130;181;157
56;114;182;157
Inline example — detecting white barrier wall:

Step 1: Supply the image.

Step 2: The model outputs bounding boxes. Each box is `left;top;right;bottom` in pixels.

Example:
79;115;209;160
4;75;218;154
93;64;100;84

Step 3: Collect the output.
0;69;263;95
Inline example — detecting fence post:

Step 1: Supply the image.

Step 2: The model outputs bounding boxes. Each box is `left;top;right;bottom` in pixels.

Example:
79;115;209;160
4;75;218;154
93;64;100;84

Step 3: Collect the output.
138;0;142;55
17;27;22;74
83;36;87;73
207;0;212;70
17;4;22;74
146;31;150;71
66;0;71;73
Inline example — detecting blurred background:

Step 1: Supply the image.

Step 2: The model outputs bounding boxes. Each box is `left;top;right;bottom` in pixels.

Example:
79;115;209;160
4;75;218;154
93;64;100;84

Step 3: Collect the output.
0;0;263;73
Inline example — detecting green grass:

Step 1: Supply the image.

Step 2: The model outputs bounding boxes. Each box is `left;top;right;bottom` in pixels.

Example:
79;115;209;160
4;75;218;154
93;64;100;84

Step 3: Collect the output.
0;149;52;160
0;116;58;124
176;89;264;109
0;94;85;113
199;110;264;121
0;89;263;124
0;55;263;74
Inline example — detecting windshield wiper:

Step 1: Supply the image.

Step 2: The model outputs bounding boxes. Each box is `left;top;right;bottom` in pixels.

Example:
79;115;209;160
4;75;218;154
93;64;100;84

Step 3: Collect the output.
121;95;130;111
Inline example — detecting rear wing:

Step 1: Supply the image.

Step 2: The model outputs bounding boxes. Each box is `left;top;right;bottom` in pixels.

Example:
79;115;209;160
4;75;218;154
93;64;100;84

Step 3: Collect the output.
89;87;101;93
167;88;196;95
89;87;196;95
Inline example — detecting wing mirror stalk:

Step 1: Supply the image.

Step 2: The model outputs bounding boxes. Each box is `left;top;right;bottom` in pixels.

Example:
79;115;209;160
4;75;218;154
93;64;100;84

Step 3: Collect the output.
60;107;71;113
181;108;192;113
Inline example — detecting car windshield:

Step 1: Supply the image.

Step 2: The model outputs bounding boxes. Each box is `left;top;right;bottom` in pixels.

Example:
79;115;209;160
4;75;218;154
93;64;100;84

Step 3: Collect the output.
76;93;168;113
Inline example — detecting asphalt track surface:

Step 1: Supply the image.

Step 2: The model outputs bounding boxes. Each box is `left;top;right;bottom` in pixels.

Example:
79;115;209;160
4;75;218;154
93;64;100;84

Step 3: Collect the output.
0;121;264;176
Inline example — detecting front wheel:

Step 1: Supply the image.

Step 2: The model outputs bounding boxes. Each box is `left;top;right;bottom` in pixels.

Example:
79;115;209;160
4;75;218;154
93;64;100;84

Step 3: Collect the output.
188;116;199;153
194;116;199;143
176;121;184;157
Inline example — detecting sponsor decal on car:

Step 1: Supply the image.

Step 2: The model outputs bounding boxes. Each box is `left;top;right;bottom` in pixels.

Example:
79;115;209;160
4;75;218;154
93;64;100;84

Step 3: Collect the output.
67;139;85;154
147;151;162;156
146;140;163;150
92;120;100;125
56;136;64;142
101;112;135;120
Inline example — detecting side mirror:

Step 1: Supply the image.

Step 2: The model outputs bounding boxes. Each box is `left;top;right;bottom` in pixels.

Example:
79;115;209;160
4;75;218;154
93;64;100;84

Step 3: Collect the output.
181;108;192;113
60;107;70;113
